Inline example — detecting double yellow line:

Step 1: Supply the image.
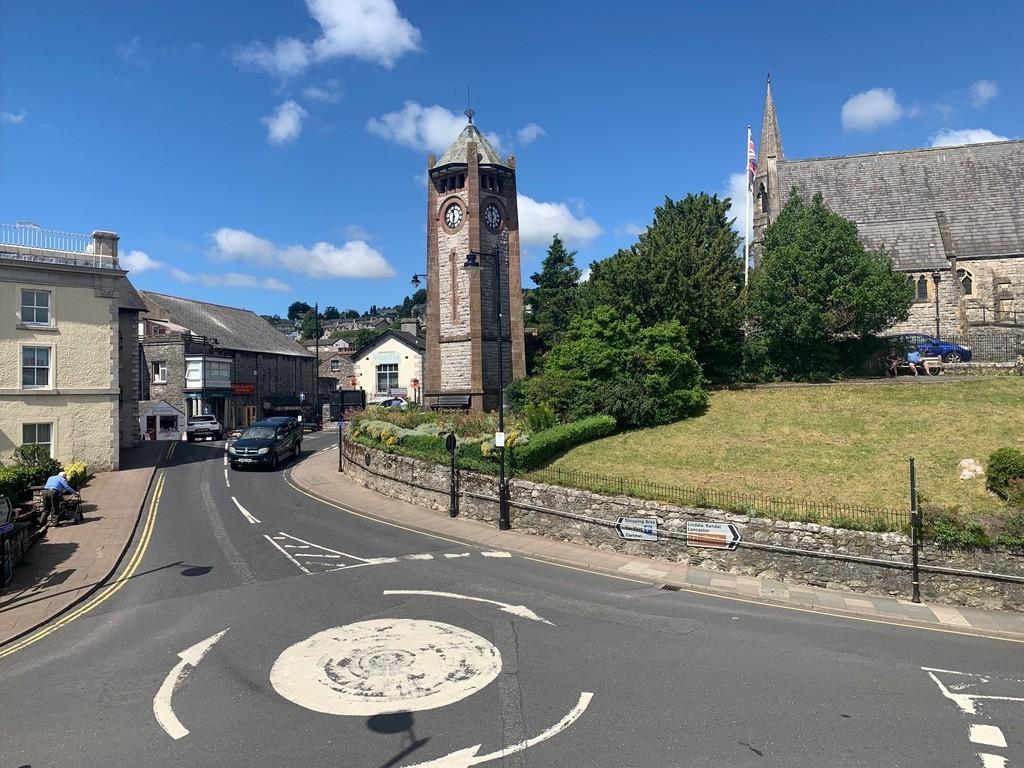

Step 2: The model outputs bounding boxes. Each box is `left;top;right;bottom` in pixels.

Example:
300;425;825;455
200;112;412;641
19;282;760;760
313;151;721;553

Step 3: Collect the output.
0;471;166;660
165;441;178;461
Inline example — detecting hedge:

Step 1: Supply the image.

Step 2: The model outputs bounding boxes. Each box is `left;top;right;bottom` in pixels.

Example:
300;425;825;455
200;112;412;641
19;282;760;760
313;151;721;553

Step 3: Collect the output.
510;415;617;472
64;462;89;487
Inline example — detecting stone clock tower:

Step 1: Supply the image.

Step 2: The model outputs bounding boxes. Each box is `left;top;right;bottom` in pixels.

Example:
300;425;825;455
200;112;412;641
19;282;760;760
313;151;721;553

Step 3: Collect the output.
424;110;526;411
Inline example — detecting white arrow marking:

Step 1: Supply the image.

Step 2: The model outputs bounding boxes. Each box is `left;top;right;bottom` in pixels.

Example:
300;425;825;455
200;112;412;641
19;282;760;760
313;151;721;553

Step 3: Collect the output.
404;691;593;767
153;629;228;740
382;590;555;626
231;496;260;524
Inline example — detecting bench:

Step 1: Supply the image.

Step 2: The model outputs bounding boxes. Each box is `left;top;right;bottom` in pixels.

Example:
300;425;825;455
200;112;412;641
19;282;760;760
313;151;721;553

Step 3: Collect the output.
894;356;943;376
434;394;471;410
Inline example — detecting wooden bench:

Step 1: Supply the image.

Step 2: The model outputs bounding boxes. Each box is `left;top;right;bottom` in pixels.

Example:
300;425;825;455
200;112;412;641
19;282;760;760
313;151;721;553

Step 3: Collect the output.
895;356;943;376
434;394;471;410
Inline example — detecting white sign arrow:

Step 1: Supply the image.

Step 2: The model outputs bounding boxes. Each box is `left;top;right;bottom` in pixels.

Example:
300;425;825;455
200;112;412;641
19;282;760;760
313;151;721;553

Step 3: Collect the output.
153;629;229;740
403;691;594;767
382;590;555;626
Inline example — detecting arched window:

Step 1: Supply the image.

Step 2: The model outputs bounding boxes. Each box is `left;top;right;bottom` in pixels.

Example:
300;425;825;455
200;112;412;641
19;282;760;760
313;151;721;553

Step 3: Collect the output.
957;267;973;296
916;275;929;302
758;183;768;213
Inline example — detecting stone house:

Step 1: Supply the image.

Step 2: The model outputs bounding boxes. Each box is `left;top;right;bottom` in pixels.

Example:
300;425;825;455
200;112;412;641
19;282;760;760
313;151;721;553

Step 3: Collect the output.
138;292;316;430
351;323;424;402
752;78;1024;340
0;225;144;470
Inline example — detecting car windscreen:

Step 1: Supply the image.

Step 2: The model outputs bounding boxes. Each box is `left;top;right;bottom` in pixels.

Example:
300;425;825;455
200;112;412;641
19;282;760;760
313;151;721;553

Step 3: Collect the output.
190;416;216;423
241;427;276;440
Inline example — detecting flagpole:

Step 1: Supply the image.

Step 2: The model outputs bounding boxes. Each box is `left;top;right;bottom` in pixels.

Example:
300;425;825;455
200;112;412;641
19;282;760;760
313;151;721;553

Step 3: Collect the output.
744;125;751;287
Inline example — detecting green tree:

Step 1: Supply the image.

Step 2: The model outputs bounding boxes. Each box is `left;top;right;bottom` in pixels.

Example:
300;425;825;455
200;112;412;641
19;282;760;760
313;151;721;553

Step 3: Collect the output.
529;235;582;350
355;328;384;350
749;191;914;380
342;309;360;319
524;305;706;428
300;310;321;340
288;301;313;321
323;306;340;320
582;193;744;382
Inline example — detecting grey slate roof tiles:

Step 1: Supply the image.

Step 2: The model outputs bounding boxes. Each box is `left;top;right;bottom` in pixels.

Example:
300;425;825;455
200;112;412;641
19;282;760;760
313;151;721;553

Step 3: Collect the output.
434;124;506;169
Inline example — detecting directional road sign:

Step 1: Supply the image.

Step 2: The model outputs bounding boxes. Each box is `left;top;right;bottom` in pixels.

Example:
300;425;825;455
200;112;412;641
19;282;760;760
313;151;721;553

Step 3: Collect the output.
615;516;658;541
686;521;742;550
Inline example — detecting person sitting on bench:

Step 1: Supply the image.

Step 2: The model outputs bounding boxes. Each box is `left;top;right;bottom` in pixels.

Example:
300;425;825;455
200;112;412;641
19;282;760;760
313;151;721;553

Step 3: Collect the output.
905;349;935;376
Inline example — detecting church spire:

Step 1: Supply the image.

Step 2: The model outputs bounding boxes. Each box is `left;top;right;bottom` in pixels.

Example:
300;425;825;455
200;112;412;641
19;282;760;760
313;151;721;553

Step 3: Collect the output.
759;73;783;162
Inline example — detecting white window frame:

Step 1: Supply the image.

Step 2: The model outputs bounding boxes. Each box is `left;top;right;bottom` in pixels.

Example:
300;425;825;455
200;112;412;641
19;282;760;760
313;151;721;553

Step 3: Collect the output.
20;288;53;327
330;359;341;372
22;422;54;457
21;344;53;389
152;360;168;384
376;363;399;393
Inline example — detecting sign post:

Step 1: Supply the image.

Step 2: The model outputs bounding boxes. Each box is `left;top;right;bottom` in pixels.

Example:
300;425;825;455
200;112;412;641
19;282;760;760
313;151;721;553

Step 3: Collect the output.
685;521;742;550
615;517;658;541
446;432;458;517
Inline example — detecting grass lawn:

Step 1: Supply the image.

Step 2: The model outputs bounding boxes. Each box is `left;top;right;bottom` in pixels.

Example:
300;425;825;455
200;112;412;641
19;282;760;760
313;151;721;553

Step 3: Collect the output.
543;379;1024;516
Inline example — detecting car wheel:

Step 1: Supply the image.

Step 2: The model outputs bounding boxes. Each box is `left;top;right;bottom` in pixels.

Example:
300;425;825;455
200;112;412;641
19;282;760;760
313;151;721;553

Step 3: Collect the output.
293;442;300;458
944;352;962;363
269;453;278;471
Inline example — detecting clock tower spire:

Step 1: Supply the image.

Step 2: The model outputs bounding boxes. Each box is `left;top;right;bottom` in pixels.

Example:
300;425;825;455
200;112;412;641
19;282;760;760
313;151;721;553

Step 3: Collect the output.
423;115;525;411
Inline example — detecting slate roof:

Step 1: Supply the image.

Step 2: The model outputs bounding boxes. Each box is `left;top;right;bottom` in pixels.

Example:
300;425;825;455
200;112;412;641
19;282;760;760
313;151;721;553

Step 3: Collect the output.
141;291;314;357
351;329;425;361
777;139;1024;271
434;124;506;169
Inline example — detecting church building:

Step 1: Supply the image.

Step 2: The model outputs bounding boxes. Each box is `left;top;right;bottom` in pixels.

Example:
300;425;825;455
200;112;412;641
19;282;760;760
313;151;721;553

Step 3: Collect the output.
752;77;1024;338
423;110;526;411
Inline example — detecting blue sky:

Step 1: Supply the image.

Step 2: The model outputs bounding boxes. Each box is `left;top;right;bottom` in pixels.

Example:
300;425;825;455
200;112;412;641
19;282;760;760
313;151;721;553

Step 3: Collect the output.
2;0;1020;316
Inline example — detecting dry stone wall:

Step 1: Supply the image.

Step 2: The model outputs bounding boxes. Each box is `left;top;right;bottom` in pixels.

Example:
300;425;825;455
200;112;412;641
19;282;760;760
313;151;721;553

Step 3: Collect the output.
343;440;1024;612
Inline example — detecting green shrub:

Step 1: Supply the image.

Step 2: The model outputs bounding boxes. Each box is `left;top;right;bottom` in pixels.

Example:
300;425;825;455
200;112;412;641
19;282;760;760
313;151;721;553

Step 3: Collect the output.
922;508;992;548
996;511;1024;548
986;447;1024;499
511;415;617;472
524;402;556;433
0;465;39;506
63;462;90;487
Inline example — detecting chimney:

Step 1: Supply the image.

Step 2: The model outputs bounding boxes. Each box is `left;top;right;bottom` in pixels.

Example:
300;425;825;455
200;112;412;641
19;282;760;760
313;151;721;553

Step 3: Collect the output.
400;317;421;337
91;230;120;266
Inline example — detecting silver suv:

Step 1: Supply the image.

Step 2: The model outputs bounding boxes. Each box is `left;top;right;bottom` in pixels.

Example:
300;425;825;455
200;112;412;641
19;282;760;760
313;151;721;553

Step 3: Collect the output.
185;414;223;441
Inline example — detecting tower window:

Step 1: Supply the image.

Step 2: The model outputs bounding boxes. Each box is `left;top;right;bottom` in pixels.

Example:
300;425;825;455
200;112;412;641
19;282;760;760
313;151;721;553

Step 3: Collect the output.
956;267;974;296
915;275;929;302
758;183;768;213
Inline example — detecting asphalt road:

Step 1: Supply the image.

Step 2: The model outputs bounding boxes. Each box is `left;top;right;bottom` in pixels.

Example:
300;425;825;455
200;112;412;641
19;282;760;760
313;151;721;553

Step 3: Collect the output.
2;432;1021;768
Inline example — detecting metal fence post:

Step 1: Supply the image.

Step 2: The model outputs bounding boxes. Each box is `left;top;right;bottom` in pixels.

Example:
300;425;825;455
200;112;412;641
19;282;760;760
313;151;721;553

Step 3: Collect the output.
446;432;458;517
909;457;921;604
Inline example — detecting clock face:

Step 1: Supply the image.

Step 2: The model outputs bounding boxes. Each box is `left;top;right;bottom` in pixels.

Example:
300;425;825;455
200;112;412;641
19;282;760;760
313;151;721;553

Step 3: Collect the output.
484;203;502;232
444;202;463;230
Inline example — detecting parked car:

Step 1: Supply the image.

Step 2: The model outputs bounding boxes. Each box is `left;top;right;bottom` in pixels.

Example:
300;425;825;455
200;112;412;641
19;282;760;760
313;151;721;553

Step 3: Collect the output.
184;414;223;441
228;419;302;470
368;396;408;410
885;333;972;363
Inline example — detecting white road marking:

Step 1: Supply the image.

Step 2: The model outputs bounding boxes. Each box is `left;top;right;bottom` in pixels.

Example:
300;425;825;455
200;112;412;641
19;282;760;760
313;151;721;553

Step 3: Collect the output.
923;666;1024;715
222;455;227;466
969;725;1007;748
405;691;594;767
223;468;230;488
230;496;260;525
264;534;311;574
383;590;555;626
296;553;342;558
153;629;229;740
284;545;311;549
480;551;511;558
274;532;370;562
405;553;434;560
364;556;400;564
270;619;502;716
445;553;471;559
979;754;1007;768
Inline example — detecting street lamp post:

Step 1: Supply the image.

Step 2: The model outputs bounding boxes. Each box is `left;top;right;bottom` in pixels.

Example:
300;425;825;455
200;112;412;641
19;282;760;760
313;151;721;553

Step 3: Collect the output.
463;248;510;530
931;271;941;339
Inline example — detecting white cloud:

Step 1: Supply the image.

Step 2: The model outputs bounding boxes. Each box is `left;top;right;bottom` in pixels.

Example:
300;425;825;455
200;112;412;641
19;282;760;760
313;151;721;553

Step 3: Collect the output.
516;194;603;247
121;250;164;273
169;268;195;283
579;267;591;283
516;123;545;145
116;36;148;68
724;172;750;236
367;101;502;153
969;80;999;108
210;226;395;279
233;0;420;78
261;100;308;144
200;273;291;292
303;79;341;103
930;128;1010;147
841;87;904;131
1;109;26;124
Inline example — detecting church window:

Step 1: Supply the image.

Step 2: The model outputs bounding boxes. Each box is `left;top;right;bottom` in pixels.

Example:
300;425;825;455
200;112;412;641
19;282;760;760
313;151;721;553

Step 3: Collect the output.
758;183;768;214
457;173;465;189
957;268;973;296
915;275;929;302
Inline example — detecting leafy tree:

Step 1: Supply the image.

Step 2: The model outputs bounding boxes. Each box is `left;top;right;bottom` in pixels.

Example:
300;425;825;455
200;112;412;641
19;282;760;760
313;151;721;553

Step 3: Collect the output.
300;310;321;340
523;305;706;429
530;235;581;349
749;191;914;380
355;328;384;350
288;301;313;321
323;306;340;320
260;313;284;324
582;193;744;383
341;309;360;319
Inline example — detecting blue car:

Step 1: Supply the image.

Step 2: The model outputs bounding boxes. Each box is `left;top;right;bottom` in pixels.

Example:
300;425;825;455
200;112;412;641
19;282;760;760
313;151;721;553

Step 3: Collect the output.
886;333;972;362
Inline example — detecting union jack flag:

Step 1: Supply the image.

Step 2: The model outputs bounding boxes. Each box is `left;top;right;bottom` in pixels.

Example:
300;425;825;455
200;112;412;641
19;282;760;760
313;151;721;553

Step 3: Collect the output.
747;126;757;192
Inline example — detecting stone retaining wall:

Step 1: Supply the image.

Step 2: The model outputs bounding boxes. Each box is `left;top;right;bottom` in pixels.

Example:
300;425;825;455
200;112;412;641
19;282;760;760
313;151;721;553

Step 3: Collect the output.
343;441;1024;612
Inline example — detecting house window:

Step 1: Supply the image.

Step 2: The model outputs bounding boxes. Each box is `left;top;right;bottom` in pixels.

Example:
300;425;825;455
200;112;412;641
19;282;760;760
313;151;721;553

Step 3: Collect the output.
22;423;53;456
152;361;168;383
159;415;178;431
21;289;51;325
376;363;399;392
330;359;341;372
915;275;929;302
957;268;974;296
22;346;51;387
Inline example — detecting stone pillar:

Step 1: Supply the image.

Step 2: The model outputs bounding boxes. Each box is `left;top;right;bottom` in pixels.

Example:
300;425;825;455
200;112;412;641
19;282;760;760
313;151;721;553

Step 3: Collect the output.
92;230;120;267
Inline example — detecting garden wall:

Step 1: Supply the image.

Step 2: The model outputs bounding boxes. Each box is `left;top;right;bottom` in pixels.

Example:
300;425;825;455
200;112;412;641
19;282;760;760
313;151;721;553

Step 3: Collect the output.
343;440;1024;612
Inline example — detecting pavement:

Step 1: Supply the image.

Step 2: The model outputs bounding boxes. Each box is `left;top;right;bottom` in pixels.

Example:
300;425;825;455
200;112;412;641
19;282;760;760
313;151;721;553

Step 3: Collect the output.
291;443;1024;642
0;440;162;645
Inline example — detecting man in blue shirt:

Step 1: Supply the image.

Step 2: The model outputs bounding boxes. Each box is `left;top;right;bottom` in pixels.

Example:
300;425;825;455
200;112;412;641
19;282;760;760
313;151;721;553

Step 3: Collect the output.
42;471;77;526
905;350;923;376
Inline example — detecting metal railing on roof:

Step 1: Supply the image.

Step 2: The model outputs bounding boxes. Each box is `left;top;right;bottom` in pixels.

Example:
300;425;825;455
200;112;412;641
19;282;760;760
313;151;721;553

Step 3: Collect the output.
0;223;92;253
